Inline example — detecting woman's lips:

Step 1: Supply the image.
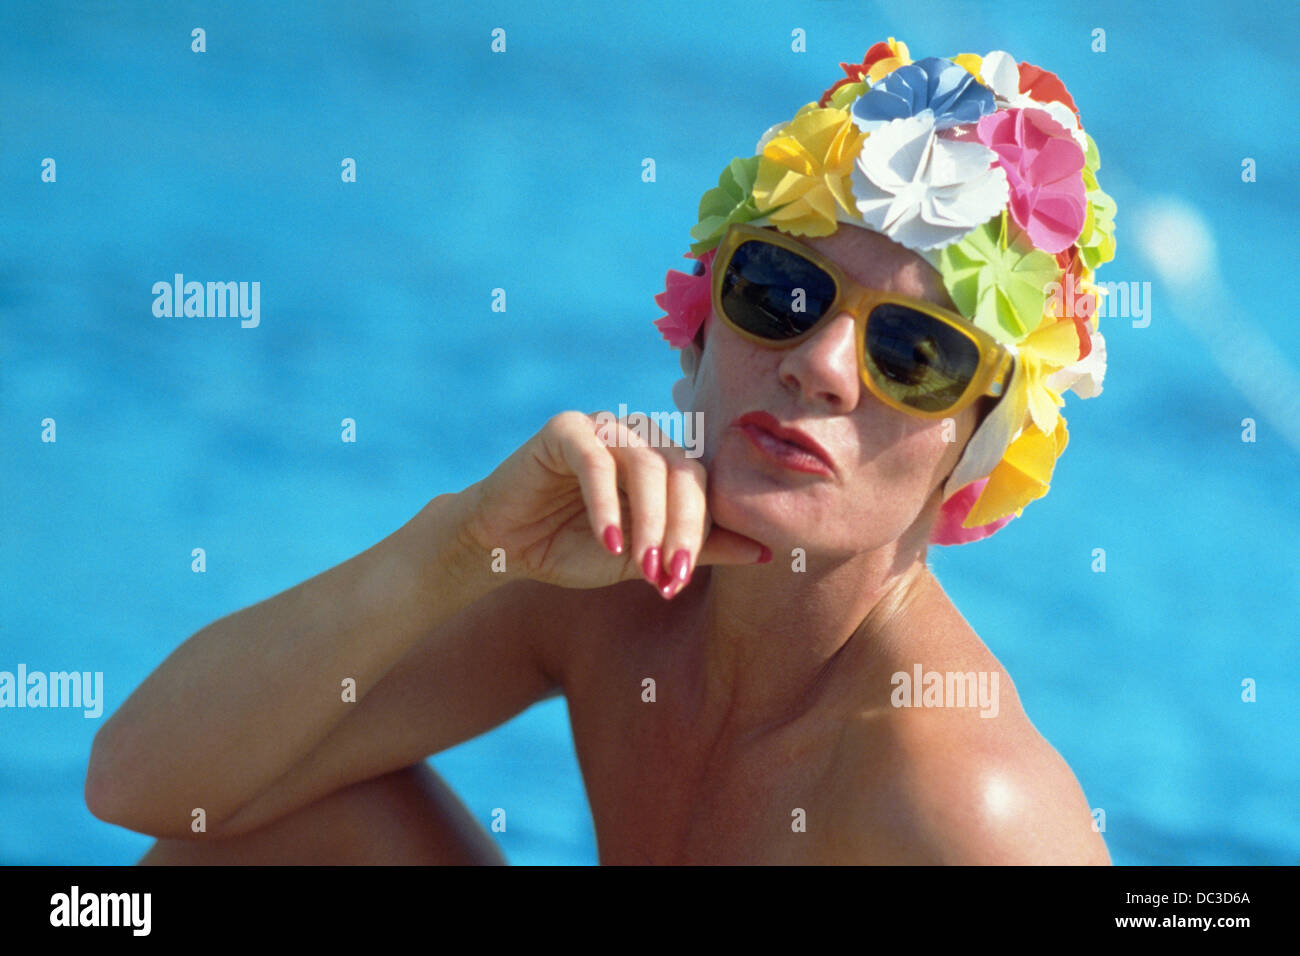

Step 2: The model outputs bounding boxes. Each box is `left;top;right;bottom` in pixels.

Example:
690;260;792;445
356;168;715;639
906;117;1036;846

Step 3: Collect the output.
732;411;836;476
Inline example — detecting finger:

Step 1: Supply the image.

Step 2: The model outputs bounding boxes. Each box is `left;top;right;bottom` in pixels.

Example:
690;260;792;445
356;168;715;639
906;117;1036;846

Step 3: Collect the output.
613;416;706;592
604;424;668;586
658;457;708;599
695;525;771;568
549;413;624;555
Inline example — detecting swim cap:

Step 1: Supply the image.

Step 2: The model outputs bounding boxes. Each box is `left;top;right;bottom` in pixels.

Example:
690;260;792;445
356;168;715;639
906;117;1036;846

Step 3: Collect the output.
654;38;1116;545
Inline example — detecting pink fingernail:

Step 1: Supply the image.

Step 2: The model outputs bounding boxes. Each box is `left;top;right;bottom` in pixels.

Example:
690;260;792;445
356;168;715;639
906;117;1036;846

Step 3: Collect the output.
603;525;623;555
670;549;691;584
656;563;679;600
642;547;661;585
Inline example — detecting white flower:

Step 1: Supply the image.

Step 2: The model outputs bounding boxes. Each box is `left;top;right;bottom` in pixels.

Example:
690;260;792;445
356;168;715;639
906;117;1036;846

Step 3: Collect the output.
979;50;1089;151
850;113;1009;252
754;121;786;154
1045;326;1106;398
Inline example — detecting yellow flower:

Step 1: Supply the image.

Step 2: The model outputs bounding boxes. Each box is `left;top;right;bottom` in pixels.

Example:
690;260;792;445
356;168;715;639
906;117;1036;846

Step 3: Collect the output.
960;310;1079;527
751;107;866;238
964;414;1070;527
867;37;911;83
1017;312;1081;434
952;53;983;79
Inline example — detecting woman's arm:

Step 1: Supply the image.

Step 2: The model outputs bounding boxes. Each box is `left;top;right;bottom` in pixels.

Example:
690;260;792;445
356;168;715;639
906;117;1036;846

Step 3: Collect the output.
84;490;529;839
86;412;766;841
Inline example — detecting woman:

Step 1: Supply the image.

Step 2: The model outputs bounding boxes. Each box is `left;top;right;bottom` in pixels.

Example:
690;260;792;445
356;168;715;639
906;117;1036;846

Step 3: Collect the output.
86;39;1115;864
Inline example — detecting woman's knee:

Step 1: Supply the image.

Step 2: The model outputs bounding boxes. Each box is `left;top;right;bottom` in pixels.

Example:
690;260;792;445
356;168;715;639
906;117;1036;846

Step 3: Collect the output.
138;763;506;865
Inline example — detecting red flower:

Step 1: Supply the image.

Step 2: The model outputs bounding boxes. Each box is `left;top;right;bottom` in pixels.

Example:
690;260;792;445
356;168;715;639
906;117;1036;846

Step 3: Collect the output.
1018;62;1080;122
653;249;716;348
817;41;899;107
1055;248;1095;360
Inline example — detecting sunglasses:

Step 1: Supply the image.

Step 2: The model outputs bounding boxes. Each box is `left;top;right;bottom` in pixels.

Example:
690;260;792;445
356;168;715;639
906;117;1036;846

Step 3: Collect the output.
711;223;1013;418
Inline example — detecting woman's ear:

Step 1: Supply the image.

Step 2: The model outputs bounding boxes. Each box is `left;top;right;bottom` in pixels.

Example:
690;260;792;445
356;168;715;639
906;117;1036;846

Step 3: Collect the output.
671;342;703;413
681;341;701;379
937;395;999;494
973;393;999;429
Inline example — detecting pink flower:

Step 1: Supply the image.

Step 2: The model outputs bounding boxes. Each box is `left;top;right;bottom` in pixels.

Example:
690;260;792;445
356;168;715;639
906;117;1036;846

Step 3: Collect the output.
930;477;1016;545
976;108;1086;254
653;248;716;348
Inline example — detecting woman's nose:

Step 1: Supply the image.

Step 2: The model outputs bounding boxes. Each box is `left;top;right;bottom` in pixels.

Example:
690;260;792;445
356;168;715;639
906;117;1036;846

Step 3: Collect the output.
776;311;862;411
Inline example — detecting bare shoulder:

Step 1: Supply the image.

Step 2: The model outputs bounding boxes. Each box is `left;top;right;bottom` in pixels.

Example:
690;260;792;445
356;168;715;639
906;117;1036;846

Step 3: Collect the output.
839;705;1111;865
824;577;1110;865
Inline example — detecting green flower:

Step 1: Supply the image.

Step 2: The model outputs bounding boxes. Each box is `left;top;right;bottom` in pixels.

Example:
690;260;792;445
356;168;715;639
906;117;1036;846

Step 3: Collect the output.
1077;132;1117;271
937;211;1062;341
690;156;784;255
827;80;868;110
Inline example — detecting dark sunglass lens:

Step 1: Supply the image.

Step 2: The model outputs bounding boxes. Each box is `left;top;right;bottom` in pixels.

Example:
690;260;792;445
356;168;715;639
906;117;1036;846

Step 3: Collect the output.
720;239;836;340
865;304;981;412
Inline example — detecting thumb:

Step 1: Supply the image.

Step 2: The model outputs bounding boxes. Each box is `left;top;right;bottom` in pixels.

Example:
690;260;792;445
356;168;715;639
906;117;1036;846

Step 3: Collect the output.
695;524;771;567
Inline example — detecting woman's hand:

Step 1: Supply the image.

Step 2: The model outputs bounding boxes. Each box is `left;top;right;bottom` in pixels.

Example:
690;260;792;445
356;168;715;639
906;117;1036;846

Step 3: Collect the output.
458;411;770;597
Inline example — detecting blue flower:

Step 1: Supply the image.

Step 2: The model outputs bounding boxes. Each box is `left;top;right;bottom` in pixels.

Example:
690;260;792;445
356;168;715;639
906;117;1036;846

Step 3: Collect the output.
850;56;995;132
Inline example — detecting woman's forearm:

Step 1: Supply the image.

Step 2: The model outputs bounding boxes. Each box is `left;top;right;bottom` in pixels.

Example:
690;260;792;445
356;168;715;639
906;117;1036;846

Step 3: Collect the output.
85;489;496;835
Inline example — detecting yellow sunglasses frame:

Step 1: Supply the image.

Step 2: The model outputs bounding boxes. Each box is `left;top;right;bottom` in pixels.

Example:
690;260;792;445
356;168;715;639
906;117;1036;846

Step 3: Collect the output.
710;223;1013;420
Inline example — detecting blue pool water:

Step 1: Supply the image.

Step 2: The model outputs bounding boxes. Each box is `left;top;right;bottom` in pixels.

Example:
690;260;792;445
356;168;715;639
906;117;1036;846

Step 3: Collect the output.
2;0;1297;865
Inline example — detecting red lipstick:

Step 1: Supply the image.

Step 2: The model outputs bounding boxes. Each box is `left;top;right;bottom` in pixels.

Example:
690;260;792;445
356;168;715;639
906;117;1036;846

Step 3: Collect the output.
732;411;836;476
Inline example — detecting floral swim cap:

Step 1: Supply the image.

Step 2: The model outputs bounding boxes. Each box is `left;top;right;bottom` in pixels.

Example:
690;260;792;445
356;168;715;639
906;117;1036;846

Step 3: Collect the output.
654;38;1117;545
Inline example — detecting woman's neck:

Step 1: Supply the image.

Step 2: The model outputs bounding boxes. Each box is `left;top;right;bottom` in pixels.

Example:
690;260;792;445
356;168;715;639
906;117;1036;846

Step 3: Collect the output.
679;526;933;746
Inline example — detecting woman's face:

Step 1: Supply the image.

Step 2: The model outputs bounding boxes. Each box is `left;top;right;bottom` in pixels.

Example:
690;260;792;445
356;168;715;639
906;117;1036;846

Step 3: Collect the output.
692;224;987;558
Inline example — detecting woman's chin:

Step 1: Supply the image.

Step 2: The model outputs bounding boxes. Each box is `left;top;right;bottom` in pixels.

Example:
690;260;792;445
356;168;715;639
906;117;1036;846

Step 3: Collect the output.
706;481;838;556
707;481;914;560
